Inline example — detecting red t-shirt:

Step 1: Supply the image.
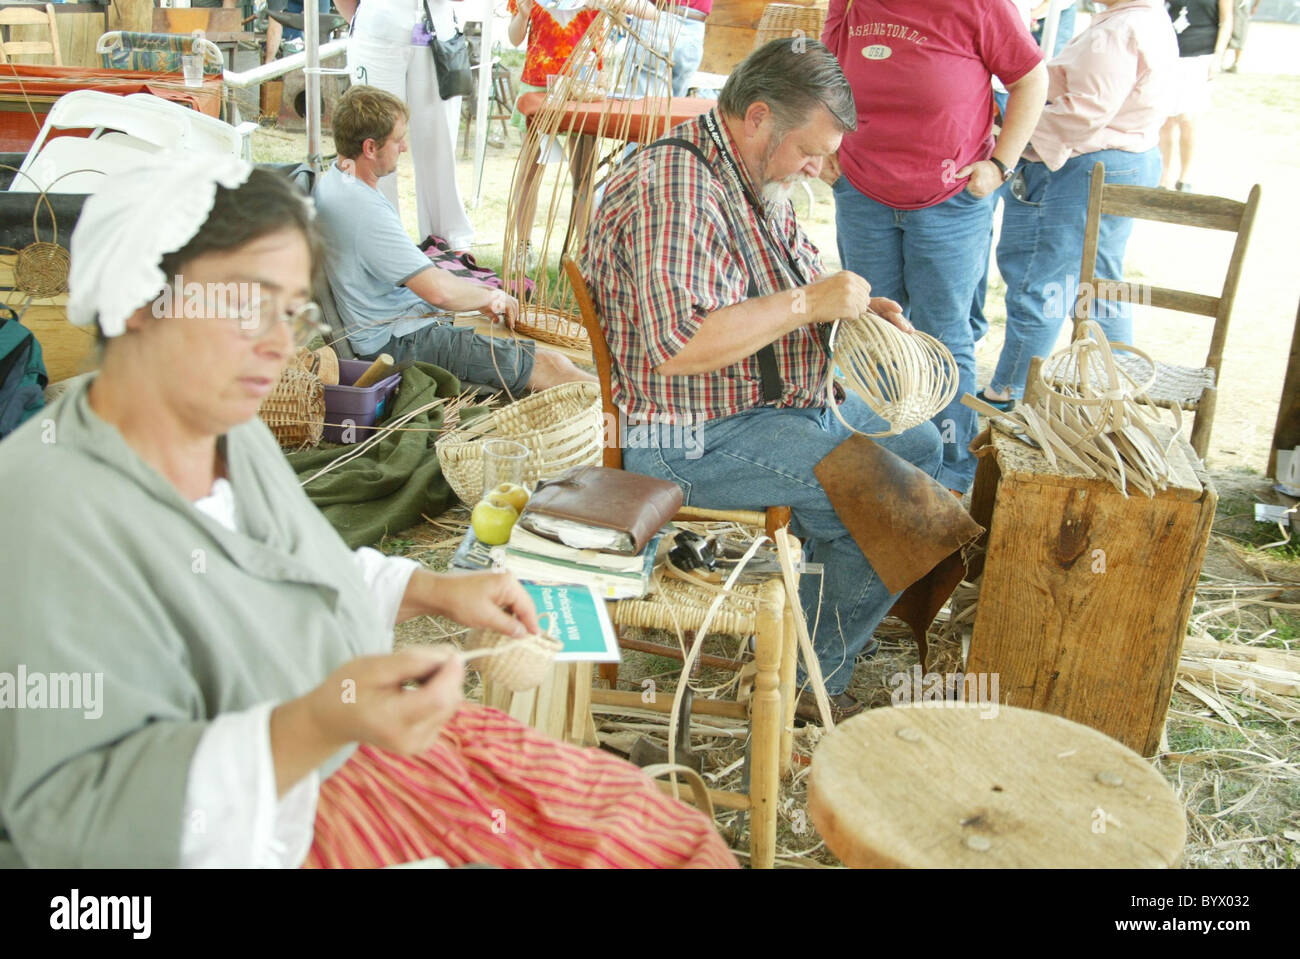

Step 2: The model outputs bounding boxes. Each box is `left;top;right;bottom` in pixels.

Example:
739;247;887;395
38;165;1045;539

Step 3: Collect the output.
822;0;1042;209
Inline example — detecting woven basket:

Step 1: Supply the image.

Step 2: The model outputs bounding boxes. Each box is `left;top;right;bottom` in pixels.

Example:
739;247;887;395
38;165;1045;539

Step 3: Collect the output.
291;345;340;386
754;3;827;49
514;306;591;352
464;628;564;692
259;366;325;449
436;381;604;504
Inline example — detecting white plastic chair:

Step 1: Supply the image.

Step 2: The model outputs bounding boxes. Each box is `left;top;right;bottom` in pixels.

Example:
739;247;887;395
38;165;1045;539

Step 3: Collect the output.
11;90;188;192
11;136;170;194
123;93;257;159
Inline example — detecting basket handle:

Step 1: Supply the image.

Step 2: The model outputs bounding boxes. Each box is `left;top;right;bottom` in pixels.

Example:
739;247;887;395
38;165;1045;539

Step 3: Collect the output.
641;763;715;820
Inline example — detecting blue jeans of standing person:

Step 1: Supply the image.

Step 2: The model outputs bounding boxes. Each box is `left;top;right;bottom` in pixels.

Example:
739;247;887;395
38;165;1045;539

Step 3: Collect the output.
623;14;706;98
832;179;995;492
1032;3;1077;57
624;394;943;695
989;147;1162;399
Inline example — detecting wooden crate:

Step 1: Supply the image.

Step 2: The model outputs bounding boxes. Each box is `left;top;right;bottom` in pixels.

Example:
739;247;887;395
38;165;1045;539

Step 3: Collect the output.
699;0;826;76
966;428;1216;757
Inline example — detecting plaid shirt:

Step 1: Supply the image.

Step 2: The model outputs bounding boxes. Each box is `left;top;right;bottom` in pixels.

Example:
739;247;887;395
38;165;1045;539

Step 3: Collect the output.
582;109;829;425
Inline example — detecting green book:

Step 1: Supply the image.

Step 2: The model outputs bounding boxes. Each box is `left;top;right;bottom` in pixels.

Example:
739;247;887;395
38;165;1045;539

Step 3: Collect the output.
523;582;621;663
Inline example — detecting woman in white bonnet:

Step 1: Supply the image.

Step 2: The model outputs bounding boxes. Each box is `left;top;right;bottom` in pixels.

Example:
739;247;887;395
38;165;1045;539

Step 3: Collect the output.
0;155;735;869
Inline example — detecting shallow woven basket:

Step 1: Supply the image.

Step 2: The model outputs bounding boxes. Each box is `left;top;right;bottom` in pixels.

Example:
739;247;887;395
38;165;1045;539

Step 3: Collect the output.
436;381;603;504
259;366;325;449
464;628;564;692
514;306;590;352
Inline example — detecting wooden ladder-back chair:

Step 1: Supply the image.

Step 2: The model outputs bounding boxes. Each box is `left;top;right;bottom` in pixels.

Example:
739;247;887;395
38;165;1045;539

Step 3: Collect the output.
1071;161;1261;460
563;254;799;869
0;5;61;65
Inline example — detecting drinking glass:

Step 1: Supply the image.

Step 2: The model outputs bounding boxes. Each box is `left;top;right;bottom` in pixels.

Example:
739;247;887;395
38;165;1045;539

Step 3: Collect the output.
481;439;529;500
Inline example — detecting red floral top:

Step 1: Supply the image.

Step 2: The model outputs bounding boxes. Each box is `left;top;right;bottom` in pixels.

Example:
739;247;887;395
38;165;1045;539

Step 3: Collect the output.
508;0;600;88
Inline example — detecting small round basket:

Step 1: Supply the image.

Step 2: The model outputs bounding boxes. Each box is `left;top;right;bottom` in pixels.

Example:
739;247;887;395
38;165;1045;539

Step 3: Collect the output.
514;306;590;353
259;366;325;449
465;629;565;692
436;381;604;504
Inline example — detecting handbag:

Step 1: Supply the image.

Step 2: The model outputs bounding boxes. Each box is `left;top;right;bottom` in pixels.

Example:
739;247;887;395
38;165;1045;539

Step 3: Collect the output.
423;0;474;101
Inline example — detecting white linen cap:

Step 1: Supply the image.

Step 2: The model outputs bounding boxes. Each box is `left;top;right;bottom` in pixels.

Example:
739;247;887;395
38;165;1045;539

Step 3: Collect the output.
67;152;254;337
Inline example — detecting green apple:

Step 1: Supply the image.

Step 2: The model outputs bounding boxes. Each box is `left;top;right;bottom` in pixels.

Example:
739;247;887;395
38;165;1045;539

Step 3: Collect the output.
493;482;530;514
471;494;519;546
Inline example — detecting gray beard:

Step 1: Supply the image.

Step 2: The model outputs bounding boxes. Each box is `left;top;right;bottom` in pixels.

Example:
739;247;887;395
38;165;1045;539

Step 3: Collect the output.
762;179;797;209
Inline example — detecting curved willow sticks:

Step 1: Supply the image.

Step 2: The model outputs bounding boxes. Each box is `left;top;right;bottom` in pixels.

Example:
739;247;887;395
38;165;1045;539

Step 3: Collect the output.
826;310;960;437
964;320;1181;498
500;0;685;347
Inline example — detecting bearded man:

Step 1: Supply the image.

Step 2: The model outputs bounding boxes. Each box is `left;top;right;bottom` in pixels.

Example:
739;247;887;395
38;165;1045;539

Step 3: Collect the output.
582;39;949;721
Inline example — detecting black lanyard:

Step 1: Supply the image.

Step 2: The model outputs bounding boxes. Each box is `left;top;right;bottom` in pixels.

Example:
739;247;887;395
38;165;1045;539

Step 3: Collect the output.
700;110;812;291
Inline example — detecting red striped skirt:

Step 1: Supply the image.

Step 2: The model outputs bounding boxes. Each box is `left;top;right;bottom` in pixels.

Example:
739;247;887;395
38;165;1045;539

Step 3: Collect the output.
304;703;739;868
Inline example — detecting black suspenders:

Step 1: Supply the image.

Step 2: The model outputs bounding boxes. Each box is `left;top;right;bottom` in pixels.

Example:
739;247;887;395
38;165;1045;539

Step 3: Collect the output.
640;137;786;404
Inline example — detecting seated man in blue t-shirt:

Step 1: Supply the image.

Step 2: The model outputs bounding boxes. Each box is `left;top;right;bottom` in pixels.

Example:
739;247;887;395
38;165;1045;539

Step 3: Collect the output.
315;85;593;393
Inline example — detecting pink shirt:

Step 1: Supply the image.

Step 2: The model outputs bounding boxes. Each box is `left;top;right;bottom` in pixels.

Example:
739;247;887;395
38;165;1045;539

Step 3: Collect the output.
822;0;1042;210
1029;0;1179;170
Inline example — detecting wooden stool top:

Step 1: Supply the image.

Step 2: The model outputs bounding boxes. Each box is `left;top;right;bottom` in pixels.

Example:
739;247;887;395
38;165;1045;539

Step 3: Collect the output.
808;704;1185;868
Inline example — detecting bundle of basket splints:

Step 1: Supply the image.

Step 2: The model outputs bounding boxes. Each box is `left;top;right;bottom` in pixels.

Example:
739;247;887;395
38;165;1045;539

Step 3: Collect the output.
963;321;1180;498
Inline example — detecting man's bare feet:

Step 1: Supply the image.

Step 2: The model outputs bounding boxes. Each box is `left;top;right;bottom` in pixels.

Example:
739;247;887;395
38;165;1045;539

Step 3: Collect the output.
527;348;598;391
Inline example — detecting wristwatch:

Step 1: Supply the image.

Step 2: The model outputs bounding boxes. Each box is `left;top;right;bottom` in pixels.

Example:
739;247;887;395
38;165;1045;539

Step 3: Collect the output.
989;156;1015;183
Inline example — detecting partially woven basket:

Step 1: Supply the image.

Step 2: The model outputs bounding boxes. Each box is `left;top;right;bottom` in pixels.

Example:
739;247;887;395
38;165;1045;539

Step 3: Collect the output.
436;381;603;504
829;310;960;437
514;306;590;352
259;366;325;449
464;628;564;692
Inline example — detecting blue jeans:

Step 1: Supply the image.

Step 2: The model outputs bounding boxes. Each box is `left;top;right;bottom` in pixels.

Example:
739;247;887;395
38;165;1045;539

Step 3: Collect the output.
623;15;706;98
624;395;943;695
362;320;535;393
832;180;995;492
1032;4;1077;57
990;147;1162;399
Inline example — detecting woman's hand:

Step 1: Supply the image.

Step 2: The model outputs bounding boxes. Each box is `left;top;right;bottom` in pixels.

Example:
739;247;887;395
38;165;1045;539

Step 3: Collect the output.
399;569;542;637
958;159;1003;198
270;647;466;793
310;648;465;753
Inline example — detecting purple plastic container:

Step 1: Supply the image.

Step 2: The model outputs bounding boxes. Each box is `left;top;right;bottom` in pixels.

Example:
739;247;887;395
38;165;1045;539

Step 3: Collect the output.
322;359;402;445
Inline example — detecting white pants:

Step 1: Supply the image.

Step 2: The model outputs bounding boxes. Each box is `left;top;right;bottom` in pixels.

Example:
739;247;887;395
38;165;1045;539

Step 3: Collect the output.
348;0;474;249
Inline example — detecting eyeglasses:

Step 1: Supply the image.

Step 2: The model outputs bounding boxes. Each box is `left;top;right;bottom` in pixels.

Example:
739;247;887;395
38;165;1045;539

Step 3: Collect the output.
236;299;330;350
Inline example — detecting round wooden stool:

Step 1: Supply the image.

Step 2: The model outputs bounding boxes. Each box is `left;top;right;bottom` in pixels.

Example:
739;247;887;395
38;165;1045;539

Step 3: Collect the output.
808;705;1185;868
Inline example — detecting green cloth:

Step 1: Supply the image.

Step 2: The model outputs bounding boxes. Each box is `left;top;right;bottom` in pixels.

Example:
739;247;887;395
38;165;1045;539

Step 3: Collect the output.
286;362;490;548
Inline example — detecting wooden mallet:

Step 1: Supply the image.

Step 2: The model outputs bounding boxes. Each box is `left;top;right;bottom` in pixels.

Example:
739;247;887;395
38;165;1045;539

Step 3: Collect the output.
351;353;395;389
